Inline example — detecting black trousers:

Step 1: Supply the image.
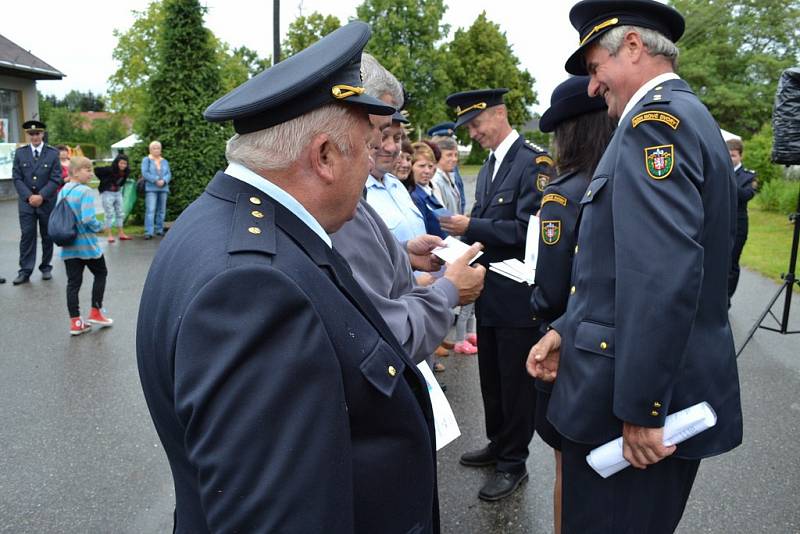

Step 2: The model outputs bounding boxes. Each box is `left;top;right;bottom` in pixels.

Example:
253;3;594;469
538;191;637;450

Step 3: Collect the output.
18;206;54;276
476;325;540;473
65;257;107;318
728;217;748;299
561;437;700;534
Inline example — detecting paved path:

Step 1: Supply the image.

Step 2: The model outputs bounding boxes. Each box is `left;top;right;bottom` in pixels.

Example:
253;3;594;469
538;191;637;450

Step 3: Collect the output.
0;184;798;532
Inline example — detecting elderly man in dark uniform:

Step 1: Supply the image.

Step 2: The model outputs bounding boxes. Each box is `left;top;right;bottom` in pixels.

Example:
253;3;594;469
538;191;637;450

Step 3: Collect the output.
528;1;743;532
12;120;62;285
441;88;554;501
136;22;440;533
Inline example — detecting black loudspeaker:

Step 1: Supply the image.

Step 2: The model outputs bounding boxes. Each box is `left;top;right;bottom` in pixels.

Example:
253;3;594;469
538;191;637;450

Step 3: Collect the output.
772;67;800;165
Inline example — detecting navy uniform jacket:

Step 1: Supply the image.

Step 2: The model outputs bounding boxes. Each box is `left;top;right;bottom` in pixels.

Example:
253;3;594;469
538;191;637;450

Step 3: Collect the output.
12;144;61;213
464;135;554;327
137;172;439;533
549;78;743;459
734;166;757;222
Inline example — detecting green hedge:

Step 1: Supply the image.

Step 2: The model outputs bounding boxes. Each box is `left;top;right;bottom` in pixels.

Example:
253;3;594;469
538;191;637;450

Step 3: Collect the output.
753;179;800;213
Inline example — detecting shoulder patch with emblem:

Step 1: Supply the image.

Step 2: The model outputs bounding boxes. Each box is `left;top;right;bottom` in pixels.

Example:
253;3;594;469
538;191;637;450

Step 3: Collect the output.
536;155;554;167
542;193;567;207
644;144;674;180
541;220;561;245
536;173;550;192
631;111;680;130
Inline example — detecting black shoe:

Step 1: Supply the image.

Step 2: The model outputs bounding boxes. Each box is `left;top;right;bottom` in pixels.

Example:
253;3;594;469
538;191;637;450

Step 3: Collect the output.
41;271;52;281
144;234;153;240
0;277;5;284
478;470;528;502
12;274;30;285
460;446;497;467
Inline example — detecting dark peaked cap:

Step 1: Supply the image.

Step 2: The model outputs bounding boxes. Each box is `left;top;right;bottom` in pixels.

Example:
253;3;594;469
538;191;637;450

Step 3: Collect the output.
539;76;607;133
565;0;685;75
445;89;508;129
204;21;395;134
22;120;47;131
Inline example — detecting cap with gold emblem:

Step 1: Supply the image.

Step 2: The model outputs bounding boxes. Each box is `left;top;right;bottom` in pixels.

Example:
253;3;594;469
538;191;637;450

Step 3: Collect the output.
204;21;395;134
22;120;46;132
565;0;685;75
445;88;508;129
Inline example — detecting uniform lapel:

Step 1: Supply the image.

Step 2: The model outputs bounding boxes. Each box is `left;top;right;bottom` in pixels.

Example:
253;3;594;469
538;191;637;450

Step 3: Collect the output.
474;158;493;217
486;136;522;200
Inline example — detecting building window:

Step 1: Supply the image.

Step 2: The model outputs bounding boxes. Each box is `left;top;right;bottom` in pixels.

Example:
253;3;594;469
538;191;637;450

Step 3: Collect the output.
0;89;22;143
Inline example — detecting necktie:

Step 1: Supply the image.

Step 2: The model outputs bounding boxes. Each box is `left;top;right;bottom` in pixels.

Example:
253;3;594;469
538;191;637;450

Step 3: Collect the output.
483;153;496;198
34;149;39;161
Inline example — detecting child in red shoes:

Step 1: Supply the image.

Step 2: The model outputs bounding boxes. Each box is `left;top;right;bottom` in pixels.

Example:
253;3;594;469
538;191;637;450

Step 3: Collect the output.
57;157;114;335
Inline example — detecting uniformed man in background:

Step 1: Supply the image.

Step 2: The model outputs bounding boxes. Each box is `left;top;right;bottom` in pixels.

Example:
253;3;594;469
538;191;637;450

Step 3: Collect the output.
441;88;554;501
528;1;743;531
12;120;62;285
726;137;758;304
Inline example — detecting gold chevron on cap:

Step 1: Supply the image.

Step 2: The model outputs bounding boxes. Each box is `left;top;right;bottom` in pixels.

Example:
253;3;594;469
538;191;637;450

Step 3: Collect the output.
580;17;620;46
456;102;487;116
331;84;366;99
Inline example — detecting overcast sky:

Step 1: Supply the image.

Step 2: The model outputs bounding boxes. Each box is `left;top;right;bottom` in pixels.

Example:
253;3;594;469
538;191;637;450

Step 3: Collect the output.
4;0;578;114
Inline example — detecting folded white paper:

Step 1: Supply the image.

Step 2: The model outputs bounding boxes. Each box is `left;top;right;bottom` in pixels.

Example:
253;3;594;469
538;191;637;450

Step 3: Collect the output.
432;236;483;265
417;362;461;451
489;258;536;285
525;214;540;270
586;401;718;478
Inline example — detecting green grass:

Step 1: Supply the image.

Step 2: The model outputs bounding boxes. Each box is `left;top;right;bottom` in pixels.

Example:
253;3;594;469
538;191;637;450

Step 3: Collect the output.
741;206;797;281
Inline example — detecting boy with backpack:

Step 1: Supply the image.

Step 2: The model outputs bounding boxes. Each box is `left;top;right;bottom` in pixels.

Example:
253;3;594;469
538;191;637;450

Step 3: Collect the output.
57;156;113;335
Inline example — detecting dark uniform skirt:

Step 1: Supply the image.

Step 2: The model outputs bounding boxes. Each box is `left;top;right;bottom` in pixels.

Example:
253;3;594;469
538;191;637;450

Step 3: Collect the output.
534;380;562;450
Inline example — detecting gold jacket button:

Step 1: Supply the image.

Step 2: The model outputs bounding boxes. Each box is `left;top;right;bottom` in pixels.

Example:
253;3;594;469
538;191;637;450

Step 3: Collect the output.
498;197;504;203
570;286;576;295
653;401;662;408
574;245;579;254
388;365;397;377
251;210;264;218
248;227;261;235
600;341;608;350
586;190;592;197
249;196;262;205
651;410;659;417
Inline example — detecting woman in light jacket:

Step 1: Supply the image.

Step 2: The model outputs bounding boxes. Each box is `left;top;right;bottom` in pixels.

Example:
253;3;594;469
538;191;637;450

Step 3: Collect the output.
141;140;171;239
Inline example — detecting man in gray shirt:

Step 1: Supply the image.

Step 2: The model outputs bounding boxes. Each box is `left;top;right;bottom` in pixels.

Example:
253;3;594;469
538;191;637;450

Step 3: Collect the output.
331;54;485;363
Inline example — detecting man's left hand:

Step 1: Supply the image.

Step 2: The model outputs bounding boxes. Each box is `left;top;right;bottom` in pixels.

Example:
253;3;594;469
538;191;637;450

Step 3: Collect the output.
28;194;44;208
407;234;445;272
622;423;676;469
439;214;470;236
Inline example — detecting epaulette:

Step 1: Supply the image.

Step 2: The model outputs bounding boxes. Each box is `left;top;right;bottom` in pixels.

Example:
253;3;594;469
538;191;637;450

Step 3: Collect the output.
524;140;547;153
227;193;277;264
744;168;756;175
641;84;674;107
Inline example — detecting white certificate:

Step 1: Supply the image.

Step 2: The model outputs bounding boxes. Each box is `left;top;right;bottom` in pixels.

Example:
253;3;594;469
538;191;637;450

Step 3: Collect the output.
417;362;461;451
432;236;483;265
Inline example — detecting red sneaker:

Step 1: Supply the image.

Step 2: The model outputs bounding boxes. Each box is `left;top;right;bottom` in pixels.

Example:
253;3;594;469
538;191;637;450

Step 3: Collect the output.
119;235;132;241
466;333;478;345
70;317;92;336
454;340;478;355
88;307;114;327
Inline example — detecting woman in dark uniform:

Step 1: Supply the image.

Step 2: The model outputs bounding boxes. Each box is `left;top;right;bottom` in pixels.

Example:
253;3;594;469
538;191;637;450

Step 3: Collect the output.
530;75;615;533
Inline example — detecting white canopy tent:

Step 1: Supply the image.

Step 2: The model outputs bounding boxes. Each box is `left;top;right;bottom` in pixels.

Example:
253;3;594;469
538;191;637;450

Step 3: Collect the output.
110;133;141;158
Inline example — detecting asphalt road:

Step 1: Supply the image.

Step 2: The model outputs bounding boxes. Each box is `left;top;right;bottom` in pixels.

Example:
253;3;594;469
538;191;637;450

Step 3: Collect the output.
0;178;798;533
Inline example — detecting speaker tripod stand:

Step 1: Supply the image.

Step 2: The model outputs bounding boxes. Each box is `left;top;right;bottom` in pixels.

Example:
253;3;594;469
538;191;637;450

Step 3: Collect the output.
736;182;800;356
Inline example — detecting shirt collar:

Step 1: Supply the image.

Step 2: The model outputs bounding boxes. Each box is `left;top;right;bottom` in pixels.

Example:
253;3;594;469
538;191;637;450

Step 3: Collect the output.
734;163;742;171
225;161;331;247
366;172;400;190
618;72;681;125
491;129;520;167
30;143;43;151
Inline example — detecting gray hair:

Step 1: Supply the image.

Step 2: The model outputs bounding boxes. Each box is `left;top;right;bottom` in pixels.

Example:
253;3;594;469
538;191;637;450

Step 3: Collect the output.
361;52;403;107
432;136;458;151
225;103;359;171
597;25;679;68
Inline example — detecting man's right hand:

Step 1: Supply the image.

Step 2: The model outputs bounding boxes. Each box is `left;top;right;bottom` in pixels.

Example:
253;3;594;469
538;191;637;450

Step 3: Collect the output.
443;242;486;305
28;194;44;208
527;329;561;382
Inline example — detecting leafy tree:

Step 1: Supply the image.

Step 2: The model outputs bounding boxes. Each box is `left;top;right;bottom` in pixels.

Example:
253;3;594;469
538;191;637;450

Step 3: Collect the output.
38;93;126;157
672;0;800;138
443;12;537;160
108;1;268;127
282;12;342;58
356;0;451;133
744;123;785;185
139;0;230;220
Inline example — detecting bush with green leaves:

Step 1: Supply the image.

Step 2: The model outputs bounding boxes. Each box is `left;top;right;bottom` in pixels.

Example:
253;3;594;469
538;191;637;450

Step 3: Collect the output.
754;179;800;213
744;122;785;185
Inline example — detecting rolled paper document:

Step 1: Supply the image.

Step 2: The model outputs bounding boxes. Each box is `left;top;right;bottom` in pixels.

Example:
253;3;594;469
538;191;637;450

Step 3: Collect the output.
586;401;718;478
